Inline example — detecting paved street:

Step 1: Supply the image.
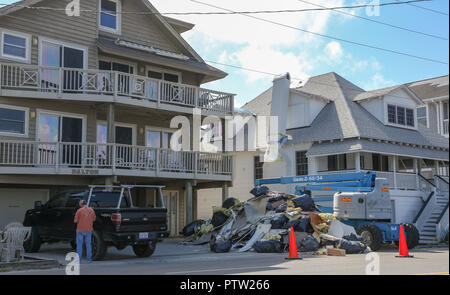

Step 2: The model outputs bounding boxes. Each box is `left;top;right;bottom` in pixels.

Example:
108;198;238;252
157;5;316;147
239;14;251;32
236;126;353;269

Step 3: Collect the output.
1;239;448;275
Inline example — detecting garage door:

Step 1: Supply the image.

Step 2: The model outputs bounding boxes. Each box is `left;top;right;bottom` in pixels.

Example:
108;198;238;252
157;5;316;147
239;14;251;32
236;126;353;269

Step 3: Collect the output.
0;189;49;229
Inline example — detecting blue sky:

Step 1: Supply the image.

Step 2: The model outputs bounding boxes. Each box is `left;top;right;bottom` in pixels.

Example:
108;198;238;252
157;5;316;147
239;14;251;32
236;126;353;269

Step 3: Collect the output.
2;0;448;107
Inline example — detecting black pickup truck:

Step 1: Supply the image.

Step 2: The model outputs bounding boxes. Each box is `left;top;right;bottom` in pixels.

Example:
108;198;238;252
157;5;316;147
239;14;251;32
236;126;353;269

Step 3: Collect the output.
23;185;168;261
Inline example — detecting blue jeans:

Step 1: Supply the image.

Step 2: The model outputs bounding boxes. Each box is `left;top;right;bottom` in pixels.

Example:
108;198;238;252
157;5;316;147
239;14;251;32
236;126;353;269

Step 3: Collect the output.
76;231;92;262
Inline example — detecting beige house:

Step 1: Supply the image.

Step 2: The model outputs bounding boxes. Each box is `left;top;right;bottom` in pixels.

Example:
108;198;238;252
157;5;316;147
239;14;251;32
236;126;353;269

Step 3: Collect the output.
0;0;235;235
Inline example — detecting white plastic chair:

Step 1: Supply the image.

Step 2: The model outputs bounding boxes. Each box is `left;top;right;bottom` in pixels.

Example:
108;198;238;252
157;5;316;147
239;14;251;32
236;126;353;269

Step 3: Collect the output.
0;227;32;263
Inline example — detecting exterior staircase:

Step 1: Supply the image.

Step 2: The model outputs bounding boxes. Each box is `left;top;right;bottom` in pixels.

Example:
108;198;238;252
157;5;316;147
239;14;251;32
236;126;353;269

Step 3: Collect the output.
415;175;449;245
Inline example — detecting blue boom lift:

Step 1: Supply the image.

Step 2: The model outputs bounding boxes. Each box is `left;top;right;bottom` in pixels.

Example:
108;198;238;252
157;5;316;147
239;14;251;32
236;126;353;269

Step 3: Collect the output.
255;171;420;251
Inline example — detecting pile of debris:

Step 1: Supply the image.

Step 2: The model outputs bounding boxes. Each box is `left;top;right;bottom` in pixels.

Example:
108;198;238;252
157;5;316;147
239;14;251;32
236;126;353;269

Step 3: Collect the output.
181;186;370;255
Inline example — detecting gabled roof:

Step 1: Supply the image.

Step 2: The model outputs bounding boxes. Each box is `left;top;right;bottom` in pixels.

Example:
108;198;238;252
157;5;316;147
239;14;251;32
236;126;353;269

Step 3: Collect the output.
353;84;423;104
406;75;449;101
244;72;449;151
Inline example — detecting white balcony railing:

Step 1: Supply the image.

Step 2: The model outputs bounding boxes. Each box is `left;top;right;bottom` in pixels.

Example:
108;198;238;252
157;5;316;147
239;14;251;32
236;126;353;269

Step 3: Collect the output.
0;63;234;114
0;141;233;178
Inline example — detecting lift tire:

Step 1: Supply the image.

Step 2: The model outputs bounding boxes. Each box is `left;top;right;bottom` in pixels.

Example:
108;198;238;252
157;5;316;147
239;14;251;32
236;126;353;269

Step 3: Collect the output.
398;223;420;250
133;240;157;258
24;227;41;253
91;231;107;261
358;224;383;251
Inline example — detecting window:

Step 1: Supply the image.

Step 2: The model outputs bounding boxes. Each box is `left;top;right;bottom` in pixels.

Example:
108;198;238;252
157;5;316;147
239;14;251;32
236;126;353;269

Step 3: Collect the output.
417;106;427;126
146;130;173;149
148;70;180;83
388;105;396;124
66;193;87;208
0;105;28;136
1;31;30;62
372;154;390;172
99;60;134;74
444;102;449;120
328;154;347;171
46;193;67;208
254;156;264;181
387;104;415;128
296;151;308;176
89;191;130;208
100;0;120;33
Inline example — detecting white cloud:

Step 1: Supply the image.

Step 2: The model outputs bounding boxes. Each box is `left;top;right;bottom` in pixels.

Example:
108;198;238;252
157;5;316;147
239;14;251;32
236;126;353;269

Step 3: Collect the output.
364;73;397;90
324;41;344;62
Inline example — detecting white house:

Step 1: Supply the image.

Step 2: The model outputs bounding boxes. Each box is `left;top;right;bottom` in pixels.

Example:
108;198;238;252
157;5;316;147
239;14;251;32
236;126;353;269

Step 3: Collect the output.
198;72;449;244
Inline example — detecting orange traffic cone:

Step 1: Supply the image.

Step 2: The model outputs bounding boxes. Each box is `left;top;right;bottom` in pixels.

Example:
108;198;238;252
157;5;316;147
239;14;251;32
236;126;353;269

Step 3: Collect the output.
286;227;302;260
396;224;414;258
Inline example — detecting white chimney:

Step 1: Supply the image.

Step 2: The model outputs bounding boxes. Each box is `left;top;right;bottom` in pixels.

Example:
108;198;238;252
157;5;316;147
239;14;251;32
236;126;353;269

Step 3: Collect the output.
270;73;291;135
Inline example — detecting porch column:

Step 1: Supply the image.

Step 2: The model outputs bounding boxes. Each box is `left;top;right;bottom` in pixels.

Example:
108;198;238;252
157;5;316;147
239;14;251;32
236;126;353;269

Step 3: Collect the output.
107;103;115;143
413;158;419;189
185;181;193;224
392;156;398;189
193;189;198;221
222;183;229;203
355;152;361;172
434;160;439;177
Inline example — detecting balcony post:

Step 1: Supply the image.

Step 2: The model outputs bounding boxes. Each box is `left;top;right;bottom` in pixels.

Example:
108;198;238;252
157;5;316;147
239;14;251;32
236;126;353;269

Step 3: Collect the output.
112;144;116;174
194;152;198;178
58;68;63;98
194;87;199;109
113;72;118;100
355;152;361;172
55;142;60;173
414;158;419;190
222;182;229;203
157;81;161;108
156;149;160;176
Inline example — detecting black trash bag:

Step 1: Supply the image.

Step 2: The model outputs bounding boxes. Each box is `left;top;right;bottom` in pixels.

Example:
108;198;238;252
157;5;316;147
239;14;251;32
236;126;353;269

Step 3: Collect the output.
180;220;205;236
270;214;288;229
337;239;368;254
211;211;229;227
266;202;274;212
292;194;316;212
250;186;269;197
211;240;232;253
253;240;283;253
284;218;314;233
275;203;287;213
222;198;239;209
299;235;320;252
268;195;287;203
343;233;366;243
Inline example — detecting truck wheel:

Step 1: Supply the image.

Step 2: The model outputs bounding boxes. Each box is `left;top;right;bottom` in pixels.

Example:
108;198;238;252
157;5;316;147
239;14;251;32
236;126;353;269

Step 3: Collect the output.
133;240;156;258
91;231;107;261
398;223;420;249
358;224;383;251
24;227;41;253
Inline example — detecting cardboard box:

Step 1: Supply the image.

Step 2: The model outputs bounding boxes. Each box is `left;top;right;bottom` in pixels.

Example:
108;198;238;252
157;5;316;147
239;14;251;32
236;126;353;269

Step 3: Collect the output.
327;248;346;256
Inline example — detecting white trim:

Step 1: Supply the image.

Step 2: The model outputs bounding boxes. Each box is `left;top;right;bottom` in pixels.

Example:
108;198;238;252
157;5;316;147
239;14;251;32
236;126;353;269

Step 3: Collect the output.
38;37;88;69
146;65;182;83
0;103;29;137
310;150;448;162
0;28;31;64
35;109;87;142
98;0;122;35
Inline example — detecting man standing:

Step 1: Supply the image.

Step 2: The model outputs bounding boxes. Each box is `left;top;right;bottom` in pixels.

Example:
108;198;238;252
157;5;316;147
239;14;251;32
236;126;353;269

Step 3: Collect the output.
74;200;96;262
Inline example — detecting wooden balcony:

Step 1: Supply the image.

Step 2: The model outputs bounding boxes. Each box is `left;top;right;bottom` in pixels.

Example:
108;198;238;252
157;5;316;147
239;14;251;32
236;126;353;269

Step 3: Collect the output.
0;63;235;115
0;140;233;181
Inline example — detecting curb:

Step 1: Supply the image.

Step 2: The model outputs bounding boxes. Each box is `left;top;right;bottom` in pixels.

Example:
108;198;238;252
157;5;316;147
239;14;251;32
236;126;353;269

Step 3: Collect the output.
0;256;61;273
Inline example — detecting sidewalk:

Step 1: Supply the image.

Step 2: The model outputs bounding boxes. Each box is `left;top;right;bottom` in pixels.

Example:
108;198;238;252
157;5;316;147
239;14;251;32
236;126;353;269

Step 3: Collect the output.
25;238;211;264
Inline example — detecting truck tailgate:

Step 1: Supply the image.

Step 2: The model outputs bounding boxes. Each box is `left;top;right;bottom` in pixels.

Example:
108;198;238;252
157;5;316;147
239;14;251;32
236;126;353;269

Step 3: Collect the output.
116;208;167;233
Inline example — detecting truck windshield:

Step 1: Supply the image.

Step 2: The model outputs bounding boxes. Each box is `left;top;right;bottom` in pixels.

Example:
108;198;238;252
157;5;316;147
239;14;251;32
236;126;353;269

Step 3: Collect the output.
89;191;131;208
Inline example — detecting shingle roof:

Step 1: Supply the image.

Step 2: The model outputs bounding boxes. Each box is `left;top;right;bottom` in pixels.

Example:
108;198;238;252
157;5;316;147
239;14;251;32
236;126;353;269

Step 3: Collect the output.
406;75;449;101
244;72;449;151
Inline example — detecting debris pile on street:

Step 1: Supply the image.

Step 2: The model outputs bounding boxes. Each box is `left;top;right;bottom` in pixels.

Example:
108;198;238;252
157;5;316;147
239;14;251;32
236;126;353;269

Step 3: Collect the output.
181;187;371;256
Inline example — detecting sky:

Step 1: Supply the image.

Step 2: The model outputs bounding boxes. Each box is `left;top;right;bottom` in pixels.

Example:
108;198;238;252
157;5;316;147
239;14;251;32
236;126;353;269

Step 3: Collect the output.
2;0;449;108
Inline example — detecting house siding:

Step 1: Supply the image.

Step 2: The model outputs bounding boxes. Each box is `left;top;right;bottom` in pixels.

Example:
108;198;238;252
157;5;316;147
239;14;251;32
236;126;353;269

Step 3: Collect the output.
0;0;99;69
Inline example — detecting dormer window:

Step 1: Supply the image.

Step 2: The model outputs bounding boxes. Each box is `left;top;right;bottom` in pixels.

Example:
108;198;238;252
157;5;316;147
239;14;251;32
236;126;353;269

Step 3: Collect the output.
388;104;415;128
99;0;121;34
